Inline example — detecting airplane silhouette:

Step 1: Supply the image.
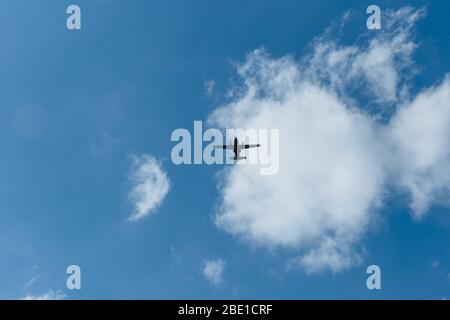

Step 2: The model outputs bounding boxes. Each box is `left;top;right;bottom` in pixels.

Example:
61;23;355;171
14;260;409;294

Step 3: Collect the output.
215;137;260;161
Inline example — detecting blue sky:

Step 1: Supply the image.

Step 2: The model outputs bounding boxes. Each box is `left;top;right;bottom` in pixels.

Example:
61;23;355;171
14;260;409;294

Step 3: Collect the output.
0;0;449;299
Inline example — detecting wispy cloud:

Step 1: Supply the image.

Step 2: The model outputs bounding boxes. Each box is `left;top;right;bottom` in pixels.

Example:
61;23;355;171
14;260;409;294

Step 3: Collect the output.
431;260;440;269
202;259;225;286
90;131;124;158
128;154;170;222
25;275;40;288
21;290;66;300
304;7;425;107
389;77;450;218
209;7;450;273
204;79;216;97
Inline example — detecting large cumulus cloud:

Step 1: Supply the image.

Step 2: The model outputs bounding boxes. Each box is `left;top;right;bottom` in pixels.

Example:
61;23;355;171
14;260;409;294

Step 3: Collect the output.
208;7;450;273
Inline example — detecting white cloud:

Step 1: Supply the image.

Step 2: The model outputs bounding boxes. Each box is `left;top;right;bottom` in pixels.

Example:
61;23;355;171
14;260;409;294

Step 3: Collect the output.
211;54;384;272
21;290;66;300
25;275;40;288
205;79;216;96
287;237;362;274
305;7;424;105
431;260;440;269
388;77;450;218
202;259;225;286
209;7;450;273
128;154;170;222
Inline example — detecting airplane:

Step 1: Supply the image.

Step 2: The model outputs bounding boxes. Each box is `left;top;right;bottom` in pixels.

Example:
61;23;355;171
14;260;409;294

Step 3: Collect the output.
215;137;261;161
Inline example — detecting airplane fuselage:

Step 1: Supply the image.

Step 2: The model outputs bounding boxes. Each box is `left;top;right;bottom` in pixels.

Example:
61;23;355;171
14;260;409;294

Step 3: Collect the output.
214;137;260;161
234;137;239;158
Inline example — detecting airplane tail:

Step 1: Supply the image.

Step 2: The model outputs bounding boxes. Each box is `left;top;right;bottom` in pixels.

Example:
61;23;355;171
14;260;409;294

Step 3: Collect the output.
231;156;246;161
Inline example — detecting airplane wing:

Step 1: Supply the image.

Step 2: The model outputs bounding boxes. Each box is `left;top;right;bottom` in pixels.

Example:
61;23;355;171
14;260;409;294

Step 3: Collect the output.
215;144;234;150
242;144;261;149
